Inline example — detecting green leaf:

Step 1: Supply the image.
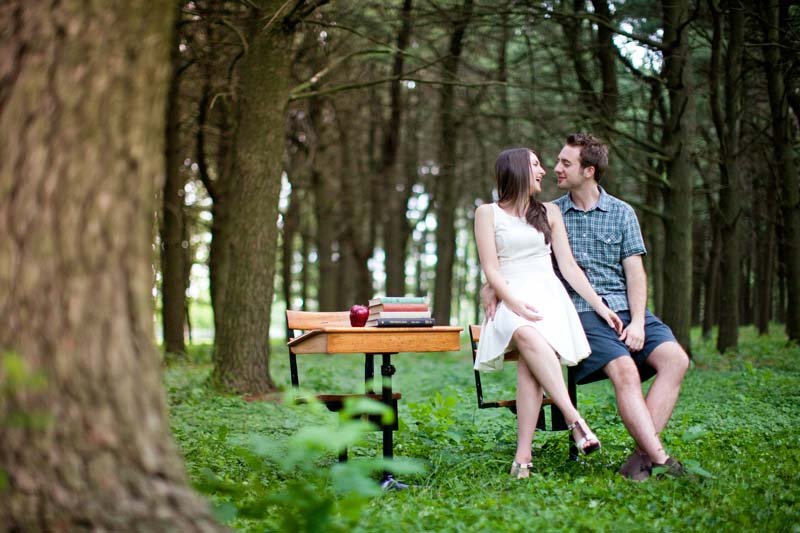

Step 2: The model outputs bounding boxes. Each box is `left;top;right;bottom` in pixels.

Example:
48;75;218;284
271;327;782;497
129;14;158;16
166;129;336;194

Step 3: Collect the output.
680;425;707;442
212;502;238;523
682;459;714;479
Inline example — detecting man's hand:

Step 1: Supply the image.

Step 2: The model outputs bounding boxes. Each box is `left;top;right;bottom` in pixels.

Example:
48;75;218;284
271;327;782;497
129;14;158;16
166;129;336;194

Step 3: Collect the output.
619;319;645;352
480;283;499;320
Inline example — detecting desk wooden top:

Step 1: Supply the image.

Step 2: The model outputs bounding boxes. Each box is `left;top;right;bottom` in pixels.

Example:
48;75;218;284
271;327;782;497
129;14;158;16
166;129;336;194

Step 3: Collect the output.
288;326;463;354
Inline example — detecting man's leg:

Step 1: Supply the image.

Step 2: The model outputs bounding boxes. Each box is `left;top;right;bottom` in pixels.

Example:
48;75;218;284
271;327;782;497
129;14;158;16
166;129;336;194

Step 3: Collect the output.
643;341;690;432
604;356;669;464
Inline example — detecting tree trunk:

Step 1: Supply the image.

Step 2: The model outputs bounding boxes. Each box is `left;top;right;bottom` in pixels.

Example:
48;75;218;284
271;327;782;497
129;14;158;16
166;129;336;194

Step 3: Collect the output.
308;98;337;311
211;1;294;394
703;210;722;338
754;170;777;334
590;0;619;194
643;85;664;316
433;0;473;326
0;1;220;529
710;0;744;352
336;103;374;306
161;15;187;357
761;0;800;341
691;219;705;326
383;0;413;297
282;183;300;320
659;0;695;351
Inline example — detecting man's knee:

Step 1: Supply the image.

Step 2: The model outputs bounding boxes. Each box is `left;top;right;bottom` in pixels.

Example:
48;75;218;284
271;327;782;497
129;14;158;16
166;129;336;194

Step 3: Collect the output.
650;342;690;378
604;356;641;390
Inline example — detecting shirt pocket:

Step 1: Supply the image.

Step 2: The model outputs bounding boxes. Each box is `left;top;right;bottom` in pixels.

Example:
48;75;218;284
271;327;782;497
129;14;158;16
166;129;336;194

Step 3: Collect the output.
594;231;623;264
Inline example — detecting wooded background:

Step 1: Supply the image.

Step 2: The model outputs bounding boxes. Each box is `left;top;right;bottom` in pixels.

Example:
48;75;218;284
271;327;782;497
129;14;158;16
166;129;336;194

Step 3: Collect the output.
1;1;798;528
156;0;800;393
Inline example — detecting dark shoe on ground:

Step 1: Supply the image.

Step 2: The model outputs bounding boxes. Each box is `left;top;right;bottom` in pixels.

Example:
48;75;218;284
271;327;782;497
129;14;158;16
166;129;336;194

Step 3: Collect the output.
620;450;652;482
651;457;686;479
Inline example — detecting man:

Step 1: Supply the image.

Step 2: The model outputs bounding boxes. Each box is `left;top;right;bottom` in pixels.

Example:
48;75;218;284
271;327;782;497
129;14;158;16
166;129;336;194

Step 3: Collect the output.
483;133;690;480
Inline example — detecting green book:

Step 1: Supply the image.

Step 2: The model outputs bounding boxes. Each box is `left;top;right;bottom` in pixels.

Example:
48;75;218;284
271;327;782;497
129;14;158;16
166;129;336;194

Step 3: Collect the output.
368;296;426;306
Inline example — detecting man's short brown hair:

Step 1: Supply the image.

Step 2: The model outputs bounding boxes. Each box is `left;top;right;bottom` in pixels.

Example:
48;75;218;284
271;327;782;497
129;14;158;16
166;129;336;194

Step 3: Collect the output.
566;133;609;182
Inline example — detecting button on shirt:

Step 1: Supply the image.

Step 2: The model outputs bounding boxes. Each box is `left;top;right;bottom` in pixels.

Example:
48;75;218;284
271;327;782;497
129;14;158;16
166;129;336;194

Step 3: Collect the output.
551;187;647;313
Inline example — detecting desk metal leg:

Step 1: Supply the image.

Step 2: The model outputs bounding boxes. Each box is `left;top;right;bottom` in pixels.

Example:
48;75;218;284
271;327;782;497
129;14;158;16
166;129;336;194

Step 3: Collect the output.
379;353;407;490
365;353;375;393
380;353;395;460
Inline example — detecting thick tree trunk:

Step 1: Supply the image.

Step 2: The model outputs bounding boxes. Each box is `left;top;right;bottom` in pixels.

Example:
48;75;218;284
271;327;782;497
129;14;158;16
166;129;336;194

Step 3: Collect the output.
659;0;695;351
211;1;294;393
762;0;800;341
433;0;473;326
161;18;187;357
0;2;220;529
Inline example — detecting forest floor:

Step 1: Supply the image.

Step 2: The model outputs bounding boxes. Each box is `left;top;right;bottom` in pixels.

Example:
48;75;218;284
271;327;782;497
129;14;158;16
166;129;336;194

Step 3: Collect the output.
166;325;800;532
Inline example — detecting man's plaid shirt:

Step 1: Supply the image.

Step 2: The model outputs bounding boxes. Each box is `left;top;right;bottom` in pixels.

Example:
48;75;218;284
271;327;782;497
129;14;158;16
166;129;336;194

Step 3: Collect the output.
551;187;647;313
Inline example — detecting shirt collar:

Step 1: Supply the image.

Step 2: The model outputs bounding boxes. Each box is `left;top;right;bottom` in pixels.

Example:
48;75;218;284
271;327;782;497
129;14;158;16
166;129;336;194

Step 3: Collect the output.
566;185;610;212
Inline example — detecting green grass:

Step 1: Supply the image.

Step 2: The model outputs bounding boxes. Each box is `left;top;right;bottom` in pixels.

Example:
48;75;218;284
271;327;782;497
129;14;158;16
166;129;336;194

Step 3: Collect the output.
166;325;800;532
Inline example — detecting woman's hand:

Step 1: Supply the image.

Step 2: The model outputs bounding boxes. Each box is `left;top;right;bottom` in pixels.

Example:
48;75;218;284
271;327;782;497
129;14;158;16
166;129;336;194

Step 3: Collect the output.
506;297;543;322
594;304;623;334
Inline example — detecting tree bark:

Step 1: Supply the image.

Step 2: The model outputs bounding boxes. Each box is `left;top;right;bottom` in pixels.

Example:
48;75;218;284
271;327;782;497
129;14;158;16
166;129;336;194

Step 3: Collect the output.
383;0;414;297
282;183;300;322
709;0;744;352
336;102;374;306
433;0;473;326
702;199;722;338
754;167;777;334
0;1;220;529
659;0;695;351
161;11;188;357
211;0;295;393
308;98;338;311
761;0;800;341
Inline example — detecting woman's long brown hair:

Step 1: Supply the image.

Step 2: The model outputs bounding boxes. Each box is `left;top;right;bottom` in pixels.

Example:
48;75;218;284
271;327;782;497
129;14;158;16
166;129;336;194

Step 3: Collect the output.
495;147;551;244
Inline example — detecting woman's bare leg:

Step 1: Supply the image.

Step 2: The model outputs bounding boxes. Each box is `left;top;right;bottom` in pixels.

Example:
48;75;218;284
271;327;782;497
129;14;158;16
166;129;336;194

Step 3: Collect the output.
514;357;543;464
512;326;580;423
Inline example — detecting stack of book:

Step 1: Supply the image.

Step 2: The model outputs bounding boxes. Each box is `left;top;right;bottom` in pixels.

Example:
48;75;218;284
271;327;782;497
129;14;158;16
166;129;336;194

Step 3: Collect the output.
366;296;435;327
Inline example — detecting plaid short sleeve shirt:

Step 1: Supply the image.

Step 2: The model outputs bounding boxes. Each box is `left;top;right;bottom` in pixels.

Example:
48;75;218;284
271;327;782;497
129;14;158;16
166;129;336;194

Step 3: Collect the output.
552;187;647;313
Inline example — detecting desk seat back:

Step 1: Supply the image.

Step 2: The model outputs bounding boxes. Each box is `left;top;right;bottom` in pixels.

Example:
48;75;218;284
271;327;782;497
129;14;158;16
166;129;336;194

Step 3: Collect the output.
286;310;350;337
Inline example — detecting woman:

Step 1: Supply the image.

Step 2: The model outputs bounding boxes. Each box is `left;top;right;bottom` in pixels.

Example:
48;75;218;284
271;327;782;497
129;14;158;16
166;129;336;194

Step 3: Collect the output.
474;147;623;478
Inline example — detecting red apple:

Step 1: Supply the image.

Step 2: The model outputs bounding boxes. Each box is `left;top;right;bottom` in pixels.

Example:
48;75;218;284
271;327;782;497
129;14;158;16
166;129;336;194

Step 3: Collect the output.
349;304;369;327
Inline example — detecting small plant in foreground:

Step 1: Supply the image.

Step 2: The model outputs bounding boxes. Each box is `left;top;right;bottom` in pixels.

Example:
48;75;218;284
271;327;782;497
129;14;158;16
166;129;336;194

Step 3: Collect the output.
194;395;424;532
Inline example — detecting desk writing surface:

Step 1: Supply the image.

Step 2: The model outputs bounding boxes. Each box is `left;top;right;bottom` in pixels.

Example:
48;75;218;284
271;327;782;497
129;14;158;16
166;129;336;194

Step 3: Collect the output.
288;326;463;354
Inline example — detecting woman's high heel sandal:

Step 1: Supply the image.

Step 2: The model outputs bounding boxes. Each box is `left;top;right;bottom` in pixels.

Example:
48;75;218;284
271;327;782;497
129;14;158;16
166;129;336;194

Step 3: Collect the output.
510;461;533;479
568;417;601;455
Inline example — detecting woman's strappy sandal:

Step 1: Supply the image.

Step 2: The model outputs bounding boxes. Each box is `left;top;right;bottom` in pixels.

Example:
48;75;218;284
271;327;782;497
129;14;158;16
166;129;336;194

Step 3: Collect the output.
568;417;601;455
510;461;533;479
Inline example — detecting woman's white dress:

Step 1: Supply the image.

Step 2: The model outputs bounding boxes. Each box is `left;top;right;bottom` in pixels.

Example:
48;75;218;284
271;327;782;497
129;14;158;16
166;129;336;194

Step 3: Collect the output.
474;203;591;372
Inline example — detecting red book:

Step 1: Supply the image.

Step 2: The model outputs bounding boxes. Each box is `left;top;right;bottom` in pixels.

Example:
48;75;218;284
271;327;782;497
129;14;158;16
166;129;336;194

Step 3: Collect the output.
368;303;429;312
